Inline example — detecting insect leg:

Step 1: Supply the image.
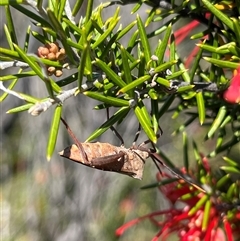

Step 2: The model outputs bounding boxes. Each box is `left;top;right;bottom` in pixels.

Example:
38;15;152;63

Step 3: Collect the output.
60;117;89;163
129;122;162;173
132;123;141;146
106;108;124;146
137;123;162;148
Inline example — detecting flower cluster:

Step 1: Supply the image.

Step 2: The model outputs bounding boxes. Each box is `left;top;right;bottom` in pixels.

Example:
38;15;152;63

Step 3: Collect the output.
116;156;240;241
37;42;66;77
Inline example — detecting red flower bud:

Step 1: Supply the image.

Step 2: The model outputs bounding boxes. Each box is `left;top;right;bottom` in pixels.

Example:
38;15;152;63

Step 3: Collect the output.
223;67;240;104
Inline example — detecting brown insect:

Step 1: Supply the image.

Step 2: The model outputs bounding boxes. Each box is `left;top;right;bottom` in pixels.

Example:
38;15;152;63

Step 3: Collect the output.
59;142;149;179
59;117;150;179
59;117;206;192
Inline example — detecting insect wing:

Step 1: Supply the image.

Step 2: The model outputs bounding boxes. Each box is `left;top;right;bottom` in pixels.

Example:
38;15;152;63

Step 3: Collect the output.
59;144;144;179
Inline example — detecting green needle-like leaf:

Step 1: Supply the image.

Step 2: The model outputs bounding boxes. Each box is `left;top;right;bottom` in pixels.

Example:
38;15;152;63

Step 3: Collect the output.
47;105;62;160
84;91;129;107
72;0;84;16
116;20;137;41
117;75;151;95
127;29;139;51
226;183;238;199
95;58;126;88
77;43;88;90
148;89;158;100
202;200;211;231
202;0;234;31
137;14;151;64
0;46;20;59
12;44;43;78
62;17;83;35
166;69;187;80
58;0;66;21
138;52;145;78
1;0;23;4
7;103;34;113
12;4;51;28
145;7;156;27
154;60;177;73
220;166;240;174
15;92;40;103
190;42;204;82
24;25;31;52
5;5;18;45
197;43;230;54
232;17;240;45
151;99;159;134
47;9;76;64
37;0;43;10
215;129;225;150
216;174;230;189
182;132;189;172
134;101;156;143
85;0;93;22
120;45;133;84
3;24;14;50
169;34;175;73
91;15;120;49
177;85;195;93
206;106;227;139
131;1;142;13
86;107;130;142
223;157;239;167
155;77;170;88
196;91;205;125
188;194;208;215
155;23;172;64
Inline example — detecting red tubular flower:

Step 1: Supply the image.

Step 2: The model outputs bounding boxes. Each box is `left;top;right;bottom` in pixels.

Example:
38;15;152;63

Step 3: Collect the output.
223;67;240;104
166;13;211;68
116;155;240;241
166;19;202;69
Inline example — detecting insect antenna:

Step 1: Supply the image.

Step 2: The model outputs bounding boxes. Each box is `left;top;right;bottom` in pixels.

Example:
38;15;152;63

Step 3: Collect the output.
60;117;89;163
149;153;163;175
149;150;207;193
136;131;206;193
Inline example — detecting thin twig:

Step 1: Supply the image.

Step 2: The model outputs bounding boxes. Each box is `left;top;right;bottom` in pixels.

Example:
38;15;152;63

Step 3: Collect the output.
28;87;78;116
0;61;29;70
0;81;24;100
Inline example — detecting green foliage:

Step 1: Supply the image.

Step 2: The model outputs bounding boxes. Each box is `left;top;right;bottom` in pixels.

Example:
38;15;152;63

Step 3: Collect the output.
1;0;240;240
0;0;239;160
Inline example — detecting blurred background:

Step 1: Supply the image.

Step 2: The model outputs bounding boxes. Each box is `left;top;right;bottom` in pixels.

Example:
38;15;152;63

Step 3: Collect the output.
1;1;234;241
